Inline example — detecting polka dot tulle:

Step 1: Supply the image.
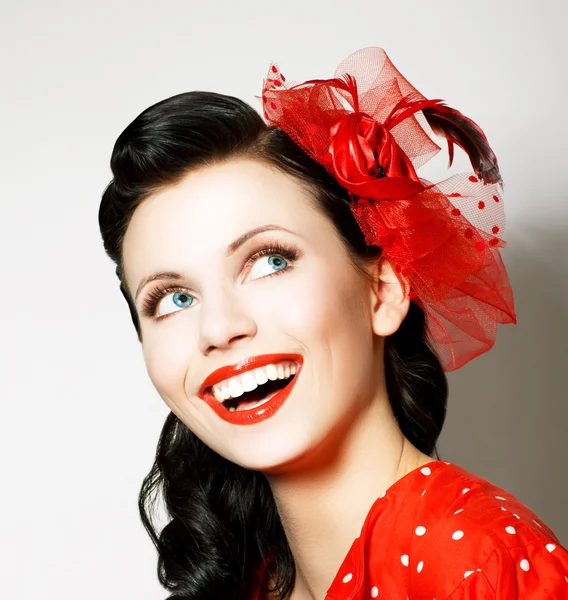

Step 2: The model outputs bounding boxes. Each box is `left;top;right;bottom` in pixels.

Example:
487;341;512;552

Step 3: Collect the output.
253;461;568;599
262;48;518;373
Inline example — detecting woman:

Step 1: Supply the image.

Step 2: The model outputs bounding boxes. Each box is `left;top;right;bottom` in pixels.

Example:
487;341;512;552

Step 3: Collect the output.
98;48;568;599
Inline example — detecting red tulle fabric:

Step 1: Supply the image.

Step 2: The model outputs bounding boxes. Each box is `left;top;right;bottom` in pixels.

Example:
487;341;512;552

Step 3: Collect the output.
262;48;517;371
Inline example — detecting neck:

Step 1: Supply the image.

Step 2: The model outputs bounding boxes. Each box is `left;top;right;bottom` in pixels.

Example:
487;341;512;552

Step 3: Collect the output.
265;398;433;600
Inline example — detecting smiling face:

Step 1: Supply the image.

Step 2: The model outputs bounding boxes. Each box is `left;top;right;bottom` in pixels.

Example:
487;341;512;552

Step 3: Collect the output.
122;159;389;472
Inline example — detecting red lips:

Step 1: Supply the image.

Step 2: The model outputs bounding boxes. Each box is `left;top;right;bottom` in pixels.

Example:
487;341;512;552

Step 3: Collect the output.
198;353;303;426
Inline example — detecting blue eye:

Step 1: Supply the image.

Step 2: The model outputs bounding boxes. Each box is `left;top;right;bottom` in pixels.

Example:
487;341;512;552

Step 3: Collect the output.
268;256;287;270
173;292;193;308
248;254;289;280
157;291;195;317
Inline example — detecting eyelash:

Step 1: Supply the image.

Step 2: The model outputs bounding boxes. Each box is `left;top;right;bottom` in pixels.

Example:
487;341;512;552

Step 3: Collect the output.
140;241;301;320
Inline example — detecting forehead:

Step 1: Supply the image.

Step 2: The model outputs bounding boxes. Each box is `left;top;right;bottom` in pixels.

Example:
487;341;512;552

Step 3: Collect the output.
121;159;332;286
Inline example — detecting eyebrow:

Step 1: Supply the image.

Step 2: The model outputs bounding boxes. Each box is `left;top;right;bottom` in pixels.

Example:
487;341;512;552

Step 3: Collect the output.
134;224;298;302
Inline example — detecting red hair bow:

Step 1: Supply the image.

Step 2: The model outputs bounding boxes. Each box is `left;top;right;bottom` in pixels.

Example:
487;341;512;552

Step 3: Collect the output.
262;47;516;371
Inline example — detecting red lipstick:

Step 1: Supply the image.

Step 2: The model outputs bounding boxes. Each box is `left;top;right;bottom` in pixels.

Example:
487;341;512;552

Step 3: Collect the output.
198;353;303;426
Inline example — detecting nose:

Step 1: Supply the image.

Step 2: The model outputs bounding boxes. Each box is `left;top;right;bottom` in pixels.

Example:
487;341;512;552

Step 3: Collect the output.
197;284;258;355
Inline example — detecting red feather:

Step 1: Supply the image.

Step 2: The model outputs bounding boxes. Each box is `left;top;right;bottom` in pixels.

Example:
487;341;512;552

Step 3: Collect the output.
422;103;502;185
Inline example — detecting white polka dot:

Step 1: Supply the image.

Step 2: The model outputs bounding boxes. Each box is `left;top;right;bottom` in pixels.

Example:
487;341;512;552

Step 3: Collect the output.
464;570;474;578
415;526;427;536
445;461;451;464
454;508;464;515
452;530;464;540
462;488;470;494
421;467;432;476
401;554;409;566
546;544;556;552
342;573;353;583
378;491;386;499
495;495;507;500
534;519;543;528
417;560;424;573
421;489;426;497
520;559;530;572
513;513;520;519
370;586;379;598
501;507;507;511
505;526;516;535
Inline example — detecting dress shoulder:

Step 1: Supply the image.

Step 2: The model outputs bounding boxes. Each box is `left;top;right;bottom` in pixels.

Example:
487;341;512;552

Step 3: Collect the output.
408;463;568;599
254;461;568;599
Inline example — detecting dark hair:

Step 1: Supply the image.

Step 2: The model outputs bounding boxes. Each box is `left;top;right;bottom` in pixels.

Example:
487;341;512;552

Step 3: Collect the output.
98;91;448;600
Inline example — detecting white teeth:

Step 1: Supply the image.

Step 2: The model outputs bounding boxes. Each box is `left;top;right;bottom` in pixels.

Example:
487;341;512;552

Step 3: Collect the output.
254;368;268;385
241;371;257;392
229;378;244;398
210;360;299;402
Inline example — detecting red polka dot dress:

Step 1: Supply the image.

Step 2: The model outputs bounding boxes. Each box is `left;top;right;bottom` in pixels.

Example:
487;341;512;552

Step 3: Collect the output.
253;461;568;599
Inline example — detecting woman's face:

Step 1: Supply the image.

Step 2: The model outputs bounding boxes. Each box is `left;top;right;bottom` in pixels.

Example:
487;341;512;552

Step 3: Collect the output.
122;159;385;473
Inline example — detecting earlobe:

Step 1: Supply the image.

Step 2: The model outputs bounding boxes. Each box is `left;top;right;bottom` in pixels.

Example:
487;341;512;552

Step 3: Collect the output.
369;256;411;337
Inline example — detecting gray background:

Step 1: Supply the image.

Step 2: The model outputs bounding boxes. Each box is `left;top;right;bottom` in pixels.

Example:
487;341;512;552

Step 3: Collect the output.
1;0;566;598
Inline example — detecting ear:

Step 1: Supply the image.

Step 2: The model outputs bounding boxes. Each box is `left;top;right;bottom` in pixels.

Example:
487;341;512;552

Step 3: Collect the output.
368;256;411;337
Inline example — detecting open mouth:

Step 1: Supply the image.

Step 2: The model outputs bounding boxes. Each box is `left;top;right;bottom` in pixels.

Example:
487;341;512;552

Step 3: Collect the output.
220;375;295;412
198;354;303;424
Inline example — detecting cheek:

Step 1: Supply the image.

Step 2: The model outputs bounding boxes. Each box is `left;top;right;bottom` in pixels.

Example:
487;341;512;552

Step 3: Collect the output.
286;265;375;394
252;263;370;348
142;327;194;400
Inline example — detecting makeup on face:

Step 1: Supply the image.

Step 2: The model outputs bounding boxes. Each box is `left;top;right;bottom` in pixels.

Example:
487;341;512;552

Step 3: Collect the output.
198;353;303;425
123;160;377;470
137;239;302;320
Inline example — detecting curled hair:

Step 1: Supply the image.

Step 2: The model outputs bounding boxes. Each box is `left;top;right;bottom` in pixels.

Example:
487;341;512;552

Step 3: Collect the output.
99;91;448;599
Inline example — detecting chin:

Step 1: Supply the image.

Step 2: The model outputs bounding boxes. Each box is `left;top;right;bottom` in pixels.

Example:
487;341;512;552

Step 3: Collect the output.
231;418;335;475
